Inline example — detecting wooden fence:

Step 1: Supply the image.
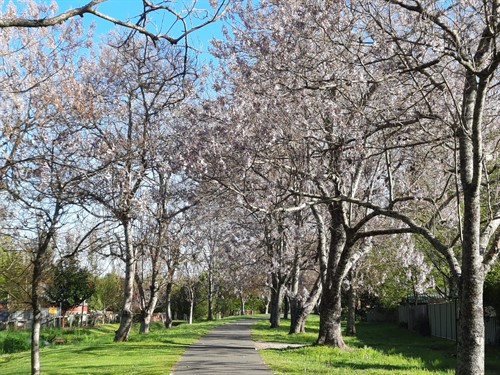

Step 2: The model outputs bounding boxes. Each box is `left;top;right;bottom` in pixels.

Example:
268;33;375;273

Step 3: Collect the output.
399;301;498;345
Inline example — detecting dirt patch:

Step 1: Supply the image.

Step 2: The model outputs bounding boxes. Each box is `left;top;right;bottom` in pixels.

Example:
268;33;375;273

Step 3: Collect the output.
254;341;305;350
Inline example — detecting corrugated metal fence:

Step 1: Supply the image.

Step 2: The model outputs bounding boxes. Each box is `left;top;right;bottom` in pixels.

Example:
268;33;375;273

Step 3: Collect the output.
428;301;457;341
399;301;498;345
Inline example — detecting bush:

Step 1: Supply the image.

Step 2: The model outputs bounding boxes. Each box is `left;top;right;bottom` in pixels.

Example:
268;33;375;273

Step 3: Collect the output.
1;334;30;354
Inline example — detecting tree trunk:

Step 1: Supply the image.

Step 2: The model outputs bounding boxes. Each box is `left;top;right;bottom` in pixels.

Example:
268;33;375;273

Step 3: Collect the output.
455;71;486;375
188;297;194;324
164;282;173;329
345;287;357;336
287;247;305;333
240;292;245;315
346;269;357;336
283;294;289;320
139;293;158;334
114;219;136;342
207;269;214;321
31;310;41;375
289;296;304;333
269;272;284;328
317;281;346;348
289;275;322;334
30;278;42;375
139;312;151;334
30;230;53;375
316;201;347;349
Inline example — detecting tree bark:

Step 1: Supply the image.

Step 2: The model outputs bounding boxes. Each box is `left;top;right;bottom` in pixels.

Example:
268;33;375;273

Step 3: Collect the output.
289;296;305;333
289;275;323;334
317;280;346;348
164;282;173;329
30;221;57;375
114;218;136;342
455;71;487;375
138;292;158;334
239;292;246;315
283;294;289;320
139;313;151;334
30;311;41;375
269;272;284;328
286;252;299;329
30;264;42;375
316;201;347;349
346;268;358;336
207;268;214;321
135;252;161;335
188;295;194;324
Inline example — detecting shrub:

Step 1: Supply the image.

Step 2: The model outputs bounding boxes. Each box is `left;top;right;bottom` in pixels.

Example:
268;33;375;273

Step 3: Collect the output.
1;334;30;354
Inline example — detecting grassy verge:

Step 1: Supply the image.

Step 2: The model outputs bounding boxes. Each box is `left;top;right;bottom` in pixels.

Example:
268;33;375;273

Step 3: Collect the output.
252;315;500;375
0;318;236;374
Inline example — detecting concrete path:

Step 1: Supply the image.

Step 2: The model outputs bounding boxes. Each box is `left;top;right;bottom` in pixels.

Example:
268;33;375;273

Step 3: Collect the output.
171;319;273;374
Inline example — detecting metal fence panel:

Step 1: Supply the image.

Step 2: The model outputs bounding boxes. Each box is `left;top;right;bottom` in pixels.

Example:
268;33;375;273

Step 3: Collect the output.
428;300;457;341
402;301;497;345
485;319;497;345
398;305;409;324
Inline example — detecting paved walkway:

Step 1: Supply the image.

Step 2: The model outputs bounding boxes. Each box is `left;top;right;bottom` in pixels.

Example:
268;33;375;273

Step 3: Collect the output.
171;319;273;374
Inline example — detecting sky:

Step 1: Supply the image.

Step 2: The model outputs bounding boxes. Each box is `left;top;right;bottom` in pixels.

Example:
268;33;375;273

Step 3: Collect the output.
75;1;224;46
6;0;228;60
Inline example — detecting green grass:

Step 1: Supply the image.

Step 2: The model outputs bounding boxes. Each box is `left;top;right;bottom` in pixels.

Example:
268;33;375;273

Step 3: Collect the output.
0;319;236;374
2;315;499;374
251;315;500;375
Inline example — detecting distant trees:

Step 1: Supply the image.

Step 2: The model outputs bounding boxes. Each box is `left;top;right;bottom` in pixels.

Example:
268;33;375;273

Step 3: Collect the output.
74;34;196;342
209;0;394;347
0;244;31;309
45;262;95;317
89;272;123;315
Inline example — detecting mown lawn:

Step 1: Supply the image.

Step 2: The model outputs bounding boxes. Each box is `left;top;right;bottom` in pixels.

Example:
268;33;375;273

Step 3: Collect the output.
252;315;500;375
2;315;499;374
0;319;233;374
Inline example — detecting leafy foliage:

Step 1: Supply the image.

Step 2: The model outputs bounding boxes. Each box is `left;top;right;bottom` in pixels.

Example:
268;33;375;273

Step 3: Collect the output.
0;245;31;308
484;263;500;318
45;262;95;312
0;334;31;354
88;272;124;313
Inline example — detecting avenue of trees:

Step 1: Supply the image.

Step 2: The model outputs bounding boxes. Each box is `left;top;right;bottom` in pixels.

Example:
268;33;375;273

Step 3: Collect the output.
0;1;498;375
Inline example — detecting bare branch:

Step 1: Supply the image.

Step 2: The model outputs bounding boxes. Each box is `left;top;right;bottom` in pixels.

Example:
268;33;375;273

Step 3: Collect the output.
0;1;107;28
0;0;229;46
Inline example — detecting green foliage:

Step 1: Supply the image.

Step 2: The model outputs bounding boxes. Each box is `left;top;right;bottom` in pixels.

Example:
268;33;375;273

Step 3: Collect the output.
0;333;31;354
171;283;193;320
245;294;267;313
88;272;124;312
0;245;31;308
484;263;500;317
45;261;95;312
170;279;211;321
360;235;450;310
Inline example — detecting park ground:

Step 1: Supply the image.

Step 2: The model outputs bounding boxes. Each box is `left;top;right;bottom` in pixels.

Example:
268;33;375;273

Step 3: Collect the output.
1;315;499;374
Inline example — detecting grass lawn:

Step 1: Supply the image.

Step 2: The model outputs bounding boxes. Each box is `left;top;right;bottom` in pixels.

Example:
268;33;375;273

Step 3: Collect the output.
0;318;236;374
252;315;500;375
